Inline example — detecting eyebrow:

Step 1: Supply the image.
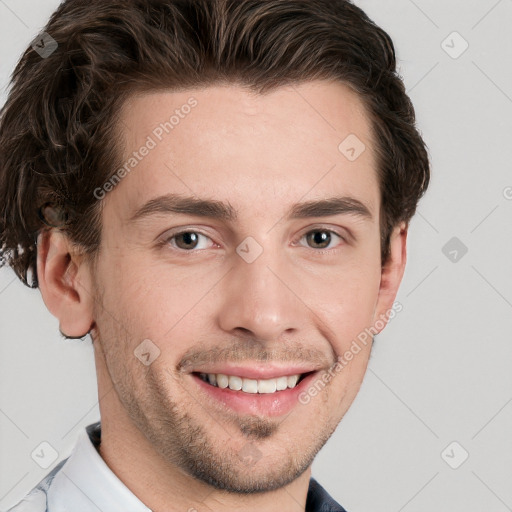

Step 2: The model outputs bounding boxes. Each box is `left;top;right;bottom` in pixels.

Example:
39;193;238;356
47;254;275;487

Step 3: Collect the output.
128;193;373;224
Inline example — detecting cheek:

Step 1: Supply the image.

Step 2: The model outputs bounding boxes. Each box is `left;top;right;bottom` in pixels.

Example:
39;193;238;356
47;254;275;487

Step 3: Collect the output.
96;251;215;345
307;261;382;349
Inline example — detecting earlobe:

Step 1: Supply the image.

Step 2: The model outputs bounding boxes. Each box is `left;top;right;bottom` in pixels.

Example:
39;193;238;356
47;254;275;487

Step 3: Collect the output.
373;222;408;333
37;229;95;338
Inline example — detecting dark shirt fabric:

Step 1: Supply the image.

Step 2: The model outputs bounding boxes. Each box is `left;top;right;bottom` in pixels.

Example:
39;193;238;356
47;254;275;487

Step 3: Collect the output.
306;477;348;512
7;421;348;512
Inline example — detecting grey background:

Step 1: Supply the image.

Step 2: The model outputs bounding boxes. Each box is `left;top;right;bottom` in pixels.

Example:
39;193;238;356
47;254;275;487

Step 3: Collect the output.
1;0;511;510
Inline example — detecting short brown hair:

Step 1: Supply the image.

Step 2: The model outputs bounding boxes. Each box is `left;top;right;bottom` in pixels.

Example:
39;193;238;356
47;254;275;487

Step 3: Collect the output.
0;0;430;288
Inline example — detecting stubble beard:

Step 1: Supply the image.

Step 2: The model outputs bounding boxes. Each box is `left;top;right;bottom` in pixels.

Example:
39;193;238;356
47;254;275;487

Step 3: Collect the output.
99;333;336;494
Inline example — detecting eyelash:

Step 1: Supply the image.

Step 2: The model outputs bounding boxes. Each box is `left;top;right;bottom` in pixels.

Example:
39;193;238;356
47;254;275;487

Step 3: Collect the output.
160;228;347;254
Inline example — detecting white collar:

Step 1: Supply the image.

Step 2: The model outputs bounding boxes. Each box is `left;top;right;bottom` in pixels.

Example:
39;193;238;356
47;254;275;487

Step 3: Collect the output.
46;422;151;512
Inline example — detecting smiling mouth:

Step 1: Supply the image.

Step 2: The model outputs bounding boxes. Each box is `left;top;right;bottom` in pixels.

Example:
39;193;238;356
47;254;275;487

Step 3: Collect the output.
194;371;313;394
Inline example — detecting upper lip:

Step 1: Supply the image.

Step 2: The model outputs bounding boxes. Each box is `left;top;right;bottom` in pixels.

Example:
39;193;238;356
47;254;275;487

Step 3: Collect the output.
189;363;321;380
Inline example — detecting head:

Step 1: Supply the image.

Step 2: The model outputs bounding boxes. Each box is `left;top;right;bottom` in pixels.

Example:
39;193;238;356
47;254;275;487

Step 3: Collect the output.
0;0;429;495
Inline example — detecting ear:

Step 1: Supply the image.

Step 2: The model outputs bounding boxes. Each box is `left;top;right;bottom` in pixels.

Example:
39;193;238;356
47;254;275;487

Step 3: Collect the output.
372;222;408;334
36;229;95;338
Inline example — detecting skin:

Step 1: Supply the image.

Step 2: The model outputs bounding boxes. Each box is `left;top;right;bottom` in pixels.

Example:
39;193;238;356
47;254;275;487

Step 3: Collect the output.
37;80;407;512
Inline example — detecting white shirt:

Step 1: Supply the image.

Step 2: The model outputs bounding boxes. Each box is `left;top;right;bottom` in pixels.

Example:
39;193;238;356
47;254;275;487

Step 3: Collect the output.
7;422;150;512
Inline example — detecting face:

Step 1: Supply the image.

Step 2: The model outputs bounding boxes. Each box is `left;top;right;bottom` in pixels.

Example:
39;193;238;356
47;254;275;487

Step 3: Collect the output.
84;80;402;493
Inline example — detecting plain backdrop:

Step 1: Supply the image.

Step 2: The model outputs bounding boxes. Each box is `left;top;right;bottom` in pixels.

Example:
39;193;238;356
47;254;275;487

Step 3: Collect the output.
1;1;511;511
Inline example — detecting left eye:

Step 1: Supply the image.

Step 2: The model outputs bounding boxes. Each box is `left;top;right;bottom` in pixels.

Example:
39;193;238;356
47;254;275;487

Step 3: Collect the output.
167;231;214;251
297;230;344;250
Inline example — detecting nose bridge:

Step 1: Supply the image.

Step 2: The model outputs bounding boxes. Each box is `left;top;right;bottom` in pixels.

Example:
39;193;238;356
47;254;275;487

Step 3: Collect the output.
217;237;305;339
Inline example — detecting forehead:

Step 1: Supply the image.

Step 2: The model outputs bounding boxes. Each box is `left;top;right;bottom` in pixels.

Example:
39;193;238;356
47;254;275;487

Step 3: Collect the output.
109;80;379;221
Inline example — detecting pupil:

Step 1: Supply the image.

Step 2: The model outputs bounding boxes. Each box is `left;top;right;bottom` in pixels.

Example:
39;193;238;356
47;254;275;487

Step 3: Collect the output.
178;232;198;249
309;231;330;249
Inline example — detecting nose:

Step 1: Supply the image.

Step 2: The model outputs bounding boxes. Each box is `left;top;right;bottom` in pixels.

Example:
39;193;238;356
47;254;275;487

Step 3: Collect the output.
216;242;307;343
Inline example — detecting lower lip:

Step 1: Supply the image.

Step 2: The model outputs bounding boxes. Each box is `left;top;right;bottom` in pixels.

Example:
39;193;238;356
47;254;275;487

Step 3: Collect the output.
192;372;319;417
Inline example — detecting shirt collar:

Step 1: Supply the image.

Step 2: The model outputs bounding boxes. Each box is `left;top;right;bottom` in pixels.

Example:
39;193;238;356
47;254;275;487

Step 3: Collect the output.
46;422;150;512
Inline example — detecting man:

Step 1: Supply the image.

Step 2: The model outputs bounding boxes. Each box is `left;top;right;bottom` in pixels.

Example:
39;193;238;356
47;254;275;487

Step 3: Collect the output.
0;0;430;510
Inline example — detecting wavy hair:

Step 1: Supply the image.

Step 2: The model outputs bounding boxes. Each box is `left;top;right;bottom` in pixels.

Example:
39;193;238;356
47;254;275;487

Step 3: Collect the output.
0;0;430;287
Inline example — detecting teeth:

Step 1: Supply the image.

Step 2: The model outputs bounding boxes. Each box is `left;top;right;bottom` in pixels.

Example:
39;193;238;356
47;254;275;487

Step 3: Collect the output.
228;375;242;391
276;376;288;391
217;374;229;389
242;378;258;393
258;379;277;394
287;375;299;387
199;372;304;393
